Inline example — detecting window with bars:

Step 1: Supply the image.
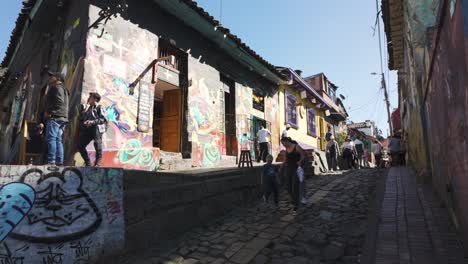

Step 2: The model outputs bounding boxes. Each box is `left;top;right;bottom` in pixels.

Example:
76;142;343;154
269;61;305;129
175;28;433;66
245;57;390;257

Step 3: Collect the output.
285;90;298;128
307;108;317;137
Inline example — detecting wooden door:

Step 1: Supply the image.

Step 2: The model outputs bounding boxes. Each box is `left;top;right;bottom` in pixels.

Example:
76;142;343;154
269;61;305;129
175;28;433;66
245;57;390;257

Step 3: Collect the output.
160;89;181;152
319;118;325;151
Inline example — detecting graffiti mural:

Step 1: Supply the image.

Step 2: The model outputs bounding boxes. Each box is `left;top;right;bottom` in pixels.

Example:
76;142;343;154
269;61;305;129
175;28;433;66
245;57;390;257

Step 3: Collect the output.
265;93;280;158
82;5;160;170
235;83;253;155
187;57;225;167
0;165;124;263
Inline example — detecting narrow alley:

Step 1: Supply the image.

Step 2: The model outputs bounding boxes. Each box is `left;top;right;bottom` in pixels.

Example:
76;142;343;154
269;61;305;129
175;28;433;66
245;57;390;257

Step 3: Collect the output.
1;0;468;263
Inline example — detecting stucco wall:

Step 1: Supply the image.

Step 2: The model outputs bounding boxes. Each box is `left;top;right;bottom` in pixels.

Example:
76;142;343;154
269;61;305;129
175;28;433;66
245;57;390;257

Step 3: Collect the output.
278;85;322;150
424;0;468;243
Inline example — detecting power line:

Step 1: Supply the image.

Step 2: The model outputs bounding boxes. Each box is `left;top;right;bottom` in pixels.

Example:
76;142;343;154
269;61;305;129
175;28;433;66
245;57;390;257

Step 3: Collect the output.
347;90;381;113
375;0;393;134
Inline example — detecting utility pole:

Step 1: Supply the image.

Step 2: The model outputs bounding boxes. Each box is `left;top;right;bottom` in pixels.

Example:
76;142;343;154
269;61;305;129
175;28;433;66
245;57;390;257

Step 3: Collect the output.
381;74;393;134
375;0;393;135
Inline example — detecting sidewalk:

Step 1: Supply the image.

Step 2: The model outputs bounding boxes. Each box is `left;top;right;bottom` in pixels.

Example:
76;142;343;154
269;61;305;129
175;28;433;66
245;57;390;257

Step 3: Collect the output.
374;167;467;264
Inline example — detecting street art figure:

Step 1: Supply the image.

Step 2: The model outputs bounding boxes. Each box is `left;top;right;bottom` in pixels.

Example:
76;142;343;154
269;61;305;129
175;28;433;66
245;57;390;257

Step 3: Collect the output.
10;168;102;243
0;183;36;242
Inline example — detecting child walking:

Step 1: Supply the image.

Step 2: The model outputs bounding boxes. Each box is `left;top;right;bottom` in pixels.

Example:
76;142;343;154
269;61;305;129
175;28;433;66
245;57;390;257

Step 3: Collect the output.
262;155;279;209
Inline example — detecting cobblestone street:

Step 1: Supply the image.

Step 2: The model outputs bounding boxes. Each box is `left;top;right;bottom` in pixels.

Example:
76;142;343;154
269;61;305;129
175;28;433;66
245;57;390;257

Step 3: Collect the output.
119;169;382;264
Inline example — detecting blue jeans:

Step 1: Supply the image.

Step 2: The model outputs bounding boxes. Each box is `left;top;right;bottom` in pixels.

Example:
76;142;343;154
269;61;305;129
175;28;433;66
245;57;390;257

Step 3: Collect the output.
46;119;66;164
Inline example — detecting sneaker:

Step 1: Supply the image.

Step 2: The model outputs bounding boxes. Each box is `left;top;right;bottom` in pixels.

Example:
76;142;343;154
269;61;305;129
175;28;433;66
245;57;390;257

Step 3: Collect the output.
292;210;297;216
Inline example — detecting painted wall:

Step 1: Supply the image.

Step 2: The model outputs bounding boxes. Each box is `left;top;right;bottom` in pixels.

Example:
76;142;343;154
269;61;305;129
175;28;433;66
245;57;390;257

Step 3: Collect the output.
265;93;280;158
0;165;124;263
278;85;322;150
424;0;468;243
235;83;253;155
81;5;161;171
187;57;225;167
0;0;90;164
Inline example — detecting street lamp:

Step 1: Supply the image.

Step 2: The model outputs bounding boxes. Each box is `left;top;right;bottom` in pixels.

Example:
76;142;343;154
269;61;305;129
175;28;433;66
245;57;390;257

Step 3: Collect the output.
370;72;393;135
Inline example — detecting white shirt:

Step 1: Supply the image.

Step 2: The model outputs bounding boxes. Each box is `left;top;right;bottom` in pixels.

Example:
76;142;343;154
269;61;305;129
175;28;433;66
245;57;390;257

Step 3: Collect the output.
257;128;271;143
343;141;355;150
353;139;363;146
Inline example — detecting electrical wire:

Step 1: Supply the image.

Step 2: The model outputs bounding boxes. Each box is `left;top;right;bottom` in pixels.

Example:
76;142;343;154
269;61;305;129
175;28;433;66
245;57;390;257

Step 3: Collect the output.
347;90;382;113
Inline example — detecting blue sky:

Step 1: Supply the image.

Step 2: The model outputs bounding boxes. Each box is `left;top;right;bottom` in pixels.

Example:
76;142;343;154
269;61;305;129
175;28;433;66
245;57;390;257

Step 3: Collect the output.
0;0;397;135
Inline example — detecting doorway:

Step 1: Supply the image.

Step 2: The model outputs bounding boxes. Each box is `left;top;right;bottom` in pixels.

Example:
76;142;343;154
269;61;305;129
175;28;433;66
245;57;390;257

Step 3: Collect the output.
319;118;325;151
153;86;182;153
222;75;236;156
250;116;270;160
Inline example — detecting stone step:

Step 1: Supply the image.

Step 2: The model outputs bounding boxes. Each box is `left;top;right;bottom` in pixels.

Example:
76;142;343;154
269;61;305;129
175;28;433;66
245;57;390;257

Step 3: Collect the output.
159;151;183;161
159;158;192;171
217;155;237;167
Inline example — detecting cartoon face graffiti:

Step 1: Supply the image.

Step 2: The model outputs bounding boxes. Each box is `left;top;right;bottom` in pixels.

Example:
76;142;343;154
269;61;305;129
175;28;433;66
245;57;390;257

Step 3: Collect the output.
9;168;102;244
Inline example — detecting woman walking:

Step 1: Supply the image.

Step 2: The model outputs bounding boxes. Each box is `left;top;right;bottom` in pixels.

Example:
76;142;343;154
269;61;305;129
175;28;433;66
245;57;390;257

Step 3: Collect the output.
281;137;306;215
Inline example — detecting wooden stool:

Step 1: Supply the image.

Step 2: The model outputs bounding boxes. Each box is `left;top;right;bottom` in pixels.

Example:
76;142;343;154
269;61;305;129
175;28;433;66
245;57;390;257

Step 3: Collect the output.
238;150;253;168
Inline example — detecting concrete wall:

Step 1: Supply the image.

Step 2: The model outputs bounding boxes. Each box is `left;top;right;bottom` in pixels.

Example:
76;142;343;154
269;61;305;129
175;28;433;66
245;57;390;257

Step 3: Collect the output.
0;165;124;263
394;0;468;245
424;0;468;243
120;166;266;258
0;164;269;263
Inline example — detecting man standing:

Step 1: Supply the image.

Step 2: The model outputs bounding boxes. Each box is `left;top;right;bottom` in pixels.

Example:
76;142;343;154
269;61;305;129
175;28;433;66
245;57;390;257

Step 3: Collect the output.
256;126;271;162
45;72;69;165
372;140;383;168
78;92;108;167
354;137;365;168
326;135;340;171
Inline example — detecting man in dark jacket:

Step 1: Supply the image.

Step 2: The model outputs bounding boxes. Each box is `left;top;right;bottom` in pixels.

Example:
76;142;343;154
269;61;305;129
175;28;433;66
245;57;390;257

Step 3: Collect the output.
45;72;69;165
78;92;107;167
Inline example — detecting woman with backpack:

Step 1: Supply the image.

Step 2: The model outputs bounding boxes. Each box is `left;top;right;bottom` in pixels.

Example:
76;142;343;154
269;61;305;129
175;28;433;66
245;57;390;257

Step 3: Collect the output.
78;92;108;167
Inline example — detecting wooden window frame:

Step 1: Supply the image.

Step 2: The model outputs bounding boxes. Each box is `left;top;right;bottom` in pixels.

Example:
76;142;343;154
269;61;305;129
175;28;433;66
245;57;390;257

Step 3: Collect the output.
285;90;298;129
307;108;317;137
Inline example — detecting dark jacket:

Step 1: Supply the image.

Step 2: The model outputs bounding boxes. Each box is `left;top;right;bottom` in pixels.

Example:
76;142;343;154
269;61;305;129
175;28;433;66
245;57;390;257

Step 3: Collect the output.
79;104;107;131
45;83;69;122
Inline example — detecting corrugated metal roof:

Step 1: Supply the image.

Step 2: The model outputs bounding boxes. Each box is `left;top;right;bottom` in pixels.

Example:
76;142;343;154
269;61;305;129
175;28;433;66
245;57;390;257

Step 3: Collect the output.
1;0;37;68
